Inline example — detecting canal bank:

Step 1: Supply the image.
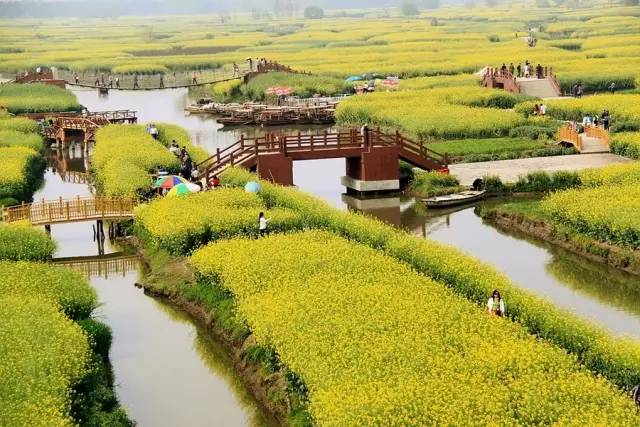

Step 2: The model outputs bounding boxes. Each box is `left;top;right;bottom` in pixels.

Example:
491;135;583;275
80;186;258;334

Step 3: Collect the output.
36;147;275;426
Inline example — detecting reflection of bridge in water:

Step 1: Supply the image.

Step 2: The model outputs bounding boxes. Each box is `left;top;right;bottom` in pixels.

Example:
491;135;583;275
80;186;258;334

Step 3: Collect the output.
53;253;139;279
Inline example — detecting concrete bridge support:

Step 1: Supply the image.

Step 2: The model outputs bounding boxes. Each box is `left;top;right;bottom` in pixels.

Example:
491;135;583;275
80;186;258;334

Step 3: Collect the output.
256;153;294;186
341;146;400;193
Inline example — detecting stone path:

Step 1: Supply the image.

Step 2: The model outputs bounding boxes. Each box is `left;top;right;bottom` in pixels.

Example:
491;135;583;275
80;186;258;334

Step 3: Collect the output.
450;153;632;185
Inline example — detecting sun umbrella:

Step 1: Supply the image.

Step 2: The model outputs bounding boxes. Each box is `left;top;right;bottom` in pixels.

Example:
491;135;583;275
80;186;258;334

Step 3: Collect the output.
244;181;261;193
166;182;201;197
346;76;363;82
153;175;187;189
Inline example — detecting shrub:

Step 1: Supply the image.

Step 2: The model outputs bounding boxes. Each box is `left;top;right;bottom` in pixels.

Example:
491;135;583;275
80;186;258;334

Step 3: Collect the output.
410;170;460;196
610;131;640;159
0;261;97;319
0;146;45;201
0;83;81;114
93;125;179;197
0;129;44;151
0;222;56;261
508;124;559;140
0;296;91;427
155;123;209;164
191;231;640;425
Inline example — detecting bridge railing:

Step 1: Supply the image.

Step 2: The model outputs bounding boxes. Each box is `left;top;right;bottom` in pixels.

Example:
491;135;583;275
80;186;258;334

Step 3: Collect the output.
585;125;610;146
558;125;582;151
1;196;137;225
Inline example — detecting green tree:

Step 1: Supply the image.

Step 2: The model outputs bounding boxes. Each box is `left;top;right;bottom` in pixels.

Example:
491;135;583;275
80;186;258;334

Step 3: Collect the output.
303;5;324;19
401;1;420;15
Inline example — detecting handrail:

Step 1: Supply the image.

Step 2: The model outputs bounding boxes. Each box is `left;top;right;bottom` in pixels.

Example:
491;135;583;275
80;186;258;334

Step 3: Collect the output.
558;126;582;151
585;126;610;146
0;196;137;225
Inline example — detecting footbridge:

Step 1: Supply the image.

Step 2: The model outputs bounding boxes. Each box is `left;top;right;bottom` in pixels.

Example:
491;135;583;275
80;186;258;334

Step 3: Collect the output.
0;196;137;226
197;128;449;193
558;125;611;154
53;253;139;279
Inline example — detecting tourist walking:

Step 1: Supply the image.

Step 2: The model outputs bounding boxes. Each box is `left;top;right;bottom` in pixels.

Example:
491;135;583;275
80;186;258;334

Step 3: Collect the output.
247;58;253;72
608;81;616;94
192;71;198;85
582;113;592;129
500;63;507;76
602;110;610;130
133;74;140;89
74;73;79;84
108;75;113;88
169;140;181;156
508;63;515;76
524;63;531;78
115;76;120;88
536;64;543;79
487;290;505;317
148;123;158;139
159;74;164;89
233;62;240;77
258;212;270;237
516;63;522;78
593;115;599;128
576;83;583;98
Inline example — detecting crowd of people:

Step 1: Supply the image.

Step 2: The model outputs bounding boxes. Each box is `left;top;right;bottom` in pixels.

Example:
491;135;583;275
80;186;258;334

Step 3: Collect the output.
581;110;611;130
497;60;548;79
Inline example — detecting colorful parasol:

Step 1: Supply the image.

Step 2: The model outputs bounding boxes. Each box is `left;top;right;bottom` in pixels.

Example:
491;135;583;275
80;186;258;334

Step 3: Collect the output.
166;182;201;197
153;175;187;189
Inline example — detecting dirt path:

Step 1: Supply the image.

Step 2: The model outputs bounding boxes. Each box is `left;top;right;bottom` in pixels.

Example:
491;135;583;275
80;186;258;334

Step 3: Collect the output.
450;153;632;185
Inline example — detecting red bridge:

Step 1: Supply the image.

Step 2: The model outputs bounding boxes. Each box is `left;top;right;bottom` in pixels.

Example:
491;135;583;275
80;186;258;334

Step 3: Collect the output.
197;128;449;192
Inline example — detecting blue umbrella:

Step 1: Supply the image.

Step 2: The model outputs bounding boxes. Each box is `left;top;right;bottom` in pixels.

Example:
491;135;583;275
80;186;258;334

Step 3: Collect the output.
346;76;363;82
244;181;261;193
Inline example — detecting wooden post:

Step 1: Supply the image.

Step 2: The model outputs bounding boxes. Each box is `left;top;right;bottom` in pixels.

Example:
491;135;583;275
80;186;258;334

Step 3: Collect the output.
240;135;245;150
45;224;51;235
65;201;70;220
216;147;221;164
297;131;302;148
310;135;314;151
230;153;234;166
324;130;328;146
282;136;287;156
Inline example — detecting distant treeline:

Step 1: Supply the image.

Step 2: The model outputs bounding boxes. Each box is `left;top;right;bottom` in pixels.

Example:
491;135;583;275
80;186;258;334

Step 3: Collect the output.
0;0;445;19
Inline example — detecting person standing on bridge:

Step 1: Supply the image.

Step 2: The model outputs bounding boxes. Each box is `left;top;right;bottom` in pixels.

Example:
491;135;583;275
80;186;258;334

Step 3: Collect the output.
133;74;140;90
508;63;515;76
159;74;164;89
74;73;79;84
192;71;198;85
115;76;120;89
108;75;113;88
516;63;522;78
233;62;240;77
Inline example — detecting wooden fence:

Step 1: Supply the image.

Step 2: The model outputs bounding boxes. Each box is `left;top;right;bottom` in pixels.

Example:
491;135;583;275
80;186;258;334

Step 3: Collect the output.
558;126;582;151
0;197;137;225
585;126;611;146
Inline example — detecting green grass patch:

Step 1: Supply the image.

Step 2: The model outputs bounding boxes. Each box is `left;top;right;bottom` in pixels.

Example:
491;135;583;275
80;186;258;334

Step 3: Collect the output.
0;223;56;261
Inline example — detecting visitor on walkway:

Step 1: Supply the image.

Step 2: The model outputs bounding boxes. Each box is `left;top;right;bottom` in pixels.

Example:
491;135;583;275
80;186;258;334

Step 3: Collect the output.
608;81;616;94
582;113;592;128
74;73;79;84
169;140;181;156
192;71;198;85
247;58;253;72
115;76;120;88
180;146;187;159
159;74;164;89
593;115;599;128
602;110;610;130
576;83;583;98
258;212;270;237
487;290;505;317
108;75;113;88
233;62;240;77
539;103;547;116
516;63;522;78
524;63;531;78
94;77;100;87
536;64;543;79
133;74;140;89
508;63;515;76
100;72;105;86
181;155;193;180
190;168;200;182
500;63;507;76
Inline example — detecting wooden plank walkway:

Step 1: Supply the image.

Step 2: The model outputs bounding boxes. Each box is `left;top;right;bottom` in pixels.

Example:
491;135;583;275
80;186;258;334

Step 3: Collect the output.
0;197;137;225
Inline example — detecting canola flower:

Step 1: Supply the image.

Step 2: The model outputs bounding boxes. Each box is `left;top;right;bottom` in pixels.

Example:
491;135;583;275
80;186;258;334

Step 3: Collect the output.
611;131;640;159
0;83;81;114
542;183;640;248
0;296;90;427
0;261;97;319
0;146;41;200
191;231;640;425
0;222;56;261
0;129;43;151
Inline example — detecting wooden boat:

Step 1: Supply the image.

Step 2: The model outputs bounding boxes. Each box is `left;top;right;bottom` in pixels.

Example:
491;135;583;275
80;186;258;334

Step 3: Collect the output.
423;190;486;208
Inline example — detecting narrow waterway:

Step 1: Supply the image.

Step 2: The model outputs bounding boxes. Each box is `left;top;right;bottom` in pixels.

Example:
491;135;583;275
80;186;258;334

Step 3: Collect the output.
37;147;274;426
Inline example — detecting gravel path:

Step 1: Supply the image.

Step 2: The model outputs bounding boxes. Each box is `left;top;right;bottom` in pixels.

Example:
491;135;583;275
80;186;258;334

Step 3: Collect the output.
449;153;632;185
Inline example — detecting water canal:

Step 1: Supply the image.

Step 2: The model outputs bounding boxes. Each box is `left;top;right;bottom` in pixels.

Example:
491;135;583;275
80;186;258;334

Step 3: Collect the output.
49;86;640;424
36;147;275;426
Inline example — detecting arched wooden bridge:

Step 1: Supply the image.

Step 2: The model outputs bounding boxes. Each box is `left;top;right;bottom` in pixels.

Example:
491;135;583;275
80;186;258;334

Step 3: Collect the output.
0;196;137;226
197;128;449;192
557;125;611;154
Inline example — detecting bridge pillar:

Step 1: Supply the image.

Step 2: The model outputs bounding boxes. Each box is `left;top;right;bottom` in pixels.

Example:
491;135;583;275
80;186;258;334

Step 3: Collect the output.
256;153;293;186
341;146;400;193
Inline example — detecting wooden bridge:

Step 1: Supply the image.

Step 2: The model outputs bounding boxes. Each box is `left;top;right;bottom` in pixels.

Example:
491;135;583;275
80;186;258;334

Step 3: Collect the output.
58;61;307;91
53;253;139;279
558;125;610;154
482;66;562;98
0;196;137;226
197;128;449;192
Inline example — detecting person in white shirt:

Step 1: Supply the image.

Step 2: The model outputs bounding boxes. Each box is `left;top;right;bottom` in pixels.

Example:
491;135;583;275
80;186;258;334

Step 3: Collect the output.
487;290;505;317
258;212;270;237
582;114;592;129
539;103;547;116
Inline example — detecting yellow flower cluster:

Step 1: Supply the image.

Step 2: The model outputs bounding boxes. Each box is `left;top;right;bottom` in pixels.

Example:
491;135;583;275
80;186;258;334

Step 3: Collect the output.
93;125;179;197
135;188;303;254
0;146;41;200
0;222;56;261
542;184;640;248
611;131;640;159
516;93;640;122
191;231;640;425
579;161;640;187
0;296;90;427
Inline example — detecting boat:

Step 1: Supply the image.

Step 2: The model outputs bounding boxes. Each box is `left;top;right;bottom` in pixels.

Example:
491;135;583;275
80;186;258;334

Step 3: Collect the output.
422;190;486;208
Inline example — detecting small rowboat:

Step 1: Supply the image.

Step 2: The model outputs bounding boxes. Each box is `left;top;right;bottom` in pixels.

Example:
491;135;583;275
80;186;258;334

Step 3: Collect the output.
423;190;486;208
